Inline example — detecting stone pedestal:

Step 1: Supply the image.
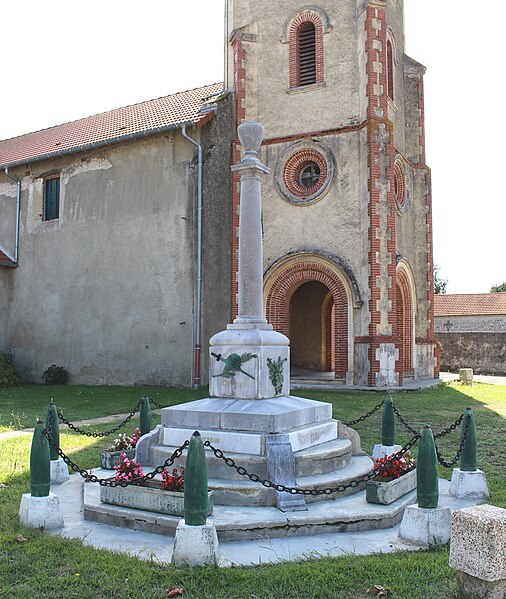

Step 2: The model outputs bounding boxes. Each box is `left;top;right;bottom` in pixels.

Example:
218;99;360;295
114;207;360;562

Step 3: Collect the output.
19;492;64;530
450;468;489;500
50;458;70;484
459;368;473;384
171;520;219;566
450;505;506;599
398;504;452;547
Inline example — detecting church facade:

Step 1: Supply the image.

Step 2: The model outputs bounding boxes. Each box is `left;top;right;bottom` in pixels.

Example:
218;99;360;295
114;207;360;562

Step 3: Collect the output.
0;0;438;387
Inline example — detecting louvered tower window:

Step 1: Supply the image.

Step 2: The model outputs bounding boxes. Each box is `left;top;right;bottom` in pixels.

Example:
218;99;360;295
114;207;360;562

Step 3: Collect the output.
298;22;316;86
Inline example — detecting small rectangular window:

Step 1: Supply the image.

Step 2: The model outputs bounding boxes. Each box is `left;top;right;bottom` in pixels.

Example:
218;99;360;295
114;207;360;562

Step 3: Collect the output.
44;175;60;221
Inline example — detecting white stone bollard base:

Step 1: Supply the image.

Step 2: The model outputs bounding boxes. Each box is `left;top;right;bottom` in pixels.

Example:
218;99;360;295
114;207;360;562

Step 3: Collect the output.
19;492;64;530
398;504;452;547
450;468;489;500
372;444;402;460
50;458;70;485
171;519;219;567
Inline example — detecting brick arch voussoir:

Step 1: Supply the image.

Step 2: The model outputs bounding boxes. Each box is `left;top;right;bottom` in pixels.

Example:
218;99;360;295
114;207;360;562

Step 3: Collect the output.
266;262;350;376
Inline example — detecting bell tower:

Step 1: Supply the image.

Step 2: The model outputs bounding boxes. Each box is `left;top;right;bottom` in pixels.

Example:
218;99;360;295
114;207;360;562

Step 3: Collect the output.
225;0;437;387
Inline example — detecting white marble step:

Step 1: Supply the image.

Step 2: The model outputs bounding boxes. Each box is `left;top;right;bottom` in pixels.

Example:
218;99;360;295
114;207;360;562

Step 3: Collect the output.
150;437;353;480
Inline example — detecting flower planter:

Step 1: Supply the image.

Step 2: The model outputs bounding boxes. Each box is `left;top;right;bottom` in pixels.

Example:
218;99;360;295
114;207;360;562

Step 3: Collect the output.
99;448;136;470
100;479;214;517
366;468;417;505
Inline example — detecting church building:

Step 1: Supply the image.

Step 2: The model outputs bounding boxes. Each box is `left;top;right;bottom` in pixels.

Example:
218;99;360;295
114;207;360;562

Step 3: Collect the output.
0;0;438;388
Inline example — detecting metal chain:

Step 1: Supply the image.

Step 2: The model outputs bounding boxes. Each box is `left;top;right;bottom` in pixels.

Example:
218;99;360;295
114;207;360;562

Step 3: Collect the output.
434;415;471;468
343;399;385;427
149;399;167;410
433;413;464;439
44;408;189;487
391;403;420;436
204;435;420;496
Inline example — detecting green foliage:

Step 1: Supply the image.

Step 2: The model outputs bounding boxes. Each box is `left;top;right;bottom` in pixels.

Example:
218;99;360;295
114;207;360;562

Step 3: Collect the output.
434;264;448;295
490;281;506;292
0;352;20;387
41;365;69;385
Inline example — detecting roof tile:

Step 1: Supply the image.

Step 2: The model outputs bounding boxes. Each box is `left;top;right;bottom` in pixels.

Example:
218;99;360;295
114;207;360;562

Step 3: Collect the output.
0;83;222;169
434;293;506;317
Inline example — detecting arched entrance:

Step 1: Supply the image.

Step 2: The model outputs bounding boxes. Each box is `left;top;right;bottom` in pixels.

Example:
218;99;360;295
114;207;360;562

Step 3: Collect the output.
289;281;334;372
396;263;415;379
265;254;356;380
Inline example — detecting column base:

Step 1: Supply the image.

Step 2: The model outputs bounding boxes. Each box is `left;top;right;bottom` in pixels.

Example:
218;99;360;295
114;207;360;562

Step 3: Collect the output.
50;458;70;485
19;492;64;530
450;468;489;500
398;504;452;547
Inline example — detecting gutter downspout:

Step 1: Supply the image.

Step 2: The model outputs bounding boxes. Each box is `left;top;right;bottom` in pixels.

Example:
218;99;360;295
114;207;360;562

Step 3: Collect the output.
4;168;21;264
181;125;203;388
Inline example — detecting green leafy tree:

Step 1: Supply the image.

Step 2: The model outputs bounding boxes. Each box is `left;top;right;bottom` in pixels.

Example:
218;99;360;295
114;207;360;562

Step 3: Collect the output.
434;264;448;295
490;282;506;292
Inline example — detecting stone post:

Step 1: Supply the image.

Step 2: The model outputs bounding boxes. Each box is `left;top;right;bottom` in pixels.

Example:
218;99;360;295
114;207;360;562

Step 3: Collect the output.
19;421;64;529
232;122;270;326
45;401;69;484
449;504;506;598
139;396;152;436
372;396;401;459
398;425;451;546
172;432;219;566
450;408;489;499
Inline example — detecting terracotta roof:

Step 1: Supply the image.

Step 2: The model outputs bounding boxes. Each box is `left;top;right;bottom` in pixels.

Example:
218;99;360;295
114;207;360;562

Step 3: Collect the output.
434;293;506;317
0;83;223;169
0;249;16;268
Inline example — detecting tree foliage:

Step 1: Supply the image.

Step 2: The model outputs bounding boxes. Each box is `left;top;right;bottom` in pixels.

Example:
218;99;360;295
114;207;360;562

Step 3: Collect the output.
434;264;448;295
490;282;506;292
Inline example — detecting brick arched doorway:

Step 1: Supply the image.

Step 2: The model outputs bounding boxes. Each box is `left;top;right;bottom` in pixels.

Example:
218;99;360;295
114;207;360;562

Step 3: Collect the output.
396;266;414;378
265;259;351;379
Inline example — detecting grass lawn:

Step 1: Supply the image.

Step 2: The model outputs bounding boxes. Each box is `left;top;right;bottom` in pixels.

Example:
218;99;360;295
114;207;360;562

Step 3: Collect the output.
0;381;504;598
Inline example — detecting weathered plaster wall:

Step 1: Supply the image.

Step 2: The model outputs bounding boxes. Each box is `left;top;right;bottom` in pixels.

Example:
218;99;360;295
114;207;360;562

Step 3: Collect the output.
229;0;362;137
200;94;235;383
435;315;506;334
0;132;201;386
437;332;506;376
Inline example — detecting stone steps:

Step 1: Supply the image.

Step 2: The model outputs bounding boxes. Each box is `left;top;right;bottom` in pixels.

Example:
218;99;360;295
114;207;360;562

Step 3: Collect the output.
207;456;373;507
150;437;353;480
83;472;418;541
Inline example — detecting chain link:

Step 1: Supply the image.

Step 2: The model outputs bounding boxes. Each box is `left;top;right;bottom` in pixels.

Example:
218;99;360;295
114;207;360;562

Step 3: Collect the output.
433;413;464;439
149;399;166;410
391;403;420;436
434;415;471;468
343;399;384;427
204;435;420;496
57;399;143;438
45;407;188;487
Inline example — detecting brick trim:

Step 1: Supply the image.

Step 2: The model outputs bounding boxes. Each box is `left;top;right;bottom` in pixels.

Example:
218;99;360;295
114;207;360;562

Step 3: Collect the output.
266;261;350;377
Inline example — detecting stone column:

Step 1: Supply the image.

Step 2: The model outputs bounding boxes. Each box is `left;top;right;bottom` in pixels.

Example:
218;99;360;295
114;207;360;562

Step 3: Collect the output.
231;122;270;326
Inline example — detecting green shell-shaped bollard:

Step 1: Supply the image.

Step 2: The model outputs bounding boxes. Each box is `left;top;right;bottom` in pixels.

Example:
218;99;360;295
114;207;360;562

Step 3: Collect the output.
45;401;60;461
30;421;51;497
184;431;209;526
139;396;152;436
381;396;395;446
460;407;477;472
417;425;439;509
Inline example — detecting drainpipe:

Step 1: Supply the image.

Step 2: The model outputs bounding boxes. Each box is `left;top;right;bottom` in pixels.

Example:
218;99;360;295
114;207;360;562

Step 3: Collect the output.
181;125;203;388
4;168;21;264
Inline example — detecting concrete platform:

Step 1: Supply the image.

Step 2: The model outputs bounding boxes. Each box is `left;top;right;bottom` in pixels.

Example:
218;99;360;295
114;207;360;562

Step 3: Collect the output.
51;475;481;566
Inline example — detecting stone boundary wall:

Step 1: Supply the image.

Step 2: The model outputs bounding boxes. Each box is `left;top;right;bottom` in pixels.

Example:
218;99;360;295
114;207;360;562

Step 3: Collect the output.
436;332;506;376
435;315;506;334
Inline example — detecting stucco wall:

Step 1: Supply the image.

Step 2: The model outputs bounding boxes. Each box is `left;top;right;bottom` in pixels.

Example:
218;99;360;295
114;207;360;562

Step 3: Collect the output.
0;131;206;386
437;332;506;376
229;0;362;137
435;315;506;334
